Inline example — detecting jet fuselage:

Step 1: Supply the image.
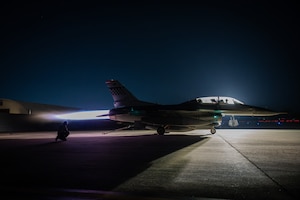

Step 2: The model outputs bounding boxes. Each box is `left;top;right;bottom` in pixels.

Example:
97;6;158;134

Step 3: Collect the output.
105;80;283;135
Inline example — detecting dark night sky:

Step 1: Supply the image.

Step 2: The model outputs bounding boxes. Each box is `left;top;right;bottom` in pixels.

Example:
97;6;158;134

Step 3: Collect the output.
1;1;299;113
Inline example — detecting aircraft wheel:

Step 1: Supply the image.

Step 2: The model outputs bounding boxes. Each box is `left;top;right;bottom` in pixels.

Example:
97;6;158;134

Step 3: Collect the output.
210;127;216;134
157;127;165;135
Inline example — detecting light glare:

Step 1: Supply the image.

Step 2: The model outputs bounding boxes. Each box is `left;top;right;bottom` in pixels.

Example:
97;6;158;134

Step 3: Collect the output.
56;110;110;120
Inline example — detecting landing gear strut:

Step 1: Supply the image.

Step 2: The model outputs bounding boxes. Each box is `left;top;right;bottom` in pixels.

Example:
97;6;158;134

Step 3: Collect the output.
157;127;165;135
210;127;216;134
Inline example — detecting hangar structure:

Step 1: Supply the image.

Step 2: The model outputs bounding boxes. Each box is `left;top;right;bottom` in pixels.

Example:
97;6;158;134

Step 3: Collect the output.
0;98;81;115
0;98;81;132
0;98;30;114
0;98;121;132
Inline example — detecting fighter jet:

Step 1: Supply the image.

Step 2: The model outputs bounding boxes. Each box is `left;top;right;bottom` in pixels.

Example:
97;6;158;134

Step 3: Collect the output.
105;80;282;135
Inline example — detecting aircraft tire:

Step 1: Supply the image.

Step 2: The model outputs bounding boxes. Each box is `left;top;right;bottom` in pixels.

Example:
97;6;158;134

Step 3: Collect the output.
210;127;216;134
157;127;165;135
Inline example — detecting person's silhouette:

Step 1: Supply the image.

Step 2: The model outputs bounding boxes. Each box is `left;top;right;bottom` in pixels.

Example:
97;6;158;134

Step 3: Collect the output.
55;121;70;141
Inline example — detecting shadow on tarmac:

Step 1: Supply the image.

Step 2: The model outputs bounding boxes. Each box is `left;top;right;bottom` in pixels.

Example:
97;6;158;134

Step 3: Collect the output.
0;133;209;197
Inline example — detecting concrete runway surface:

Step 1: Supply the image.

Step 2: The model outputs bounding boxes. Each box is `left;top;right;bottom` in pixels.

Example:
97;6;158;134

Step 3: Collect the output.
0;129;299;199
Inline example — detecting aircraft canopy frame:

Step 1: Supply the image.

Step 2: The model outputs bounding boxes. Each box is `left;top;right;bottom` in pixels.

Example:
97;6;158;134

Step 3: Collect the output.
196;96;244;105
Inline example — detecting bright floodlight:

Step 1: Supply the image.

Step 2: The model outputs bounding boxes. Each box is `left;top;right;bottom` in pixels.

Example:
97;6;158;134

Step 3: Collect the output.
56;110;110;120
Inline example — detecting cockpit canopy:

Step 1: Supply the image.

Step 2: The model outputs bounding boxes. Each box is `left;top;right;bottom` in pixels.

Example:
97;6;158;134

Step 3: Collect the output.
196;96;244;105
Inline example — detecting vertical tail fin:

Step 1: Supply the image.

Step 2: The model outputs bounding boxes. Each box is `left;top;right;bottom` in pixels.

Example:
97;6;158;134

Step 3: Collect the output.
106;80;154;108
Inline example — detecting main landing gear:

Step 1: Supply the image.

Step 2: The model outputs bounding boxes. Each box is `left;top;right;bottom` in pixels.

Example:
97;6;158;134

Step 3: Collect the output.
157;127;165;135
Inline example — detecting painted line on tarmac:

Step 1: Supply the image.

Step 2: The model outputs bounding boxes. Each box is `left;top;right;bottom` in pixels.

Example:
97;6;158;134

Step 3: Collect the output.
217;133;293;199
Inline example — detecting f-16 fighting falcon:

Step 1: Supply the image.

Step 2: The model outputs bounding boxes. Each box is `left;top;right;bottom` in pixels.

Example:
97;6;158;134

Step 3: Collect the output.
104;80;282;135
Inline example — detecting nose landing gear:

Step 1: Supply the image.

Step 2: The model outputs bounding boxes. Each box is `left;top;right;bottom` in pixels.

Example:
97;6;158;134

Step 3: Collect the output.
210;127;216;134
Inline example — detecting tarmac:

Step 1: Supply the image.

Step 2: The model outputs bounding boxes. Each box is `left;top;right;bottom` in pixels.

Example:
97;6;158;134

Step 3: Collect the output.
0;129;299;199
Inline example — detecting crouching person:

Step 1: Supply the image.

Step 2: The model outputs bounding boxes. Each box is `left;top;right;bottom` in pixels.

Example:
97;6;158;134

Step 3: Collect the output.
56;121;70;141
